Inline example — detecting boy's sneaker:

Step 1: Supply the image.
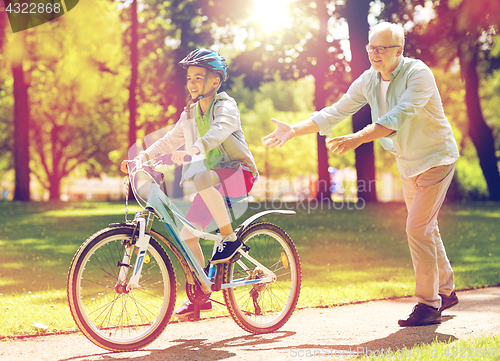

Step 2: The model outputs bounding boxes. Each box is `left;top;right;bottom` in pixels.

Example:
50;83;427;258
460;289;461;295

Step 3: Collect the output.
174;300;212;318
210;234;242;264
398;303;442;327
440;291;459;312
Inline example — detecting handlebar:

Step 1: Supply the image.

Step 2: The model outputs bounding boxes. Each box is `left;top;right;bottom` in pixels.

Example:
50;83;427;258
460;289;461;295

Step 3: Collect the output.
126;153;192;207
156;153;192;165
126;153;192;175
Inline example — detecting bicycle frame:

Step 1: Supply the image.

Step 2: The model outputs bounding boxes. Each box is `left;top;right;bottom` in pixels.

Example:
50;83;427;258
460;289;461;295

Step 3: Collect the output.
124;161;295;294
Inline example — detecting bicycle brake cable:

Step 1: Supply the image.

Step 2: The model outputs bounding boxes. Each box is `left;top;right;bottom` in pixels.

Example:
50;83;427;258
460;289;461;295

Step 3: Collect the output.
124;175;130;222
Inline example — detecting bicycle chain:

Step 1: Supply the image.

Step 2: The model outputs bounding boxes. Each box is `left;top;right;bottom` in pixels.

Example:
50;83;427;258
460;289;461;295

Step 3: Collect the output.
186;282;211;305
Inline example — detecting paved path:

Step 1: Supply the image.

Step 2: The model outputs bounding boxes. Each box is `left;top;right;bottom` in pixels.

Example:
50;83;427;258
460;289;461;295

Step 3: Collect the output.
1;287;499;361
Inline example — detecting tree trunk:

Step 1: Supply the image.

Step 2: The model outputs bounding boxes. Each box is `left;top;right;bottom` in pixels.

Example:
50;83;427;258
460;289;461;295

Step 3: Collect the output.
171;16;192;200
460;49;500;201
127;0;139;201
312;0;332;202
343;0;378;203
353;106;377;202
49;175;61;201
48;124;61;200
12;34;31;202
128;0;138;150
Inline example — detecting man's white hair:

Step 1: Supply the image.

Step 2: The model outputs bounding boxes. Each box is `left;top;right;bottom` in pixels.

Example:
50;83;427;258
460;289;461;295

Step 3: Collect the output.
369;22;405;48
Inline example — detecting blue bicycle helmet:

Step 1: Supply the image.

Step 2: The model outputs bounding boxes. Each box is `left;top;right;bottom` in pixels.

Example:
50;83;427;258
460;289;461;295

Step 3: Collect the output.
179;48;229;82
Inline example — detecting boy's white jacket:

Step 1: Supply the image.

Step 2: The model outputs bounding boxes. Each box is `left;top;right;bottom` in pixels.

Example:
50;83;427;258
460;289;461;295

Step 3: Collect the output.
139;92;259;185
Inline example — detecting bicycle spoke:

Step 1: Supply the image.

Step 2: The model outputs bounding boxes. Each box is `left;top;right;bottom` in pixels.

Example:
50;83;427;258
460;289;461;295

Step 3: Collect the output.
223;223;301;334
68;229;176;350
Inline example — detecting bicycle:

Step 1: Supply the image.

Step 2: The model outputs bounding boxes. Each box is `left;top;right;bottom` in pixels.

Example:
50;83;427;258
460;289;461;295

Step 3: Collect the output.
67;154;302;351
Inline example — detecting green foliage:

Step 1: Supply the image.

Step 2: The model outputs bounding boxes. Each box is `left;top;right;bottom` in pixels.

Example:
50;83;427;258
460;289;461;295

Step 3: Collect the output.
480;68;500;152
1;0;498;202
380;0;500;201
234;75;357;180
234;76;316;179
448;156;489;201
242;98;317;179
1;0;128;199
0;78;13;173
433;66;498;201
432;66;468;149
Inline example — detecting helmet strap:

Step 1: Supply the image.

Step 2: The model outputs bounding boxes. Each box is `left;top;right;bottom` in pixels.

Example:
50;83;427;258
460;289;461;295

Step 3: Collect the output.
192;69;222;104
185;70;220;111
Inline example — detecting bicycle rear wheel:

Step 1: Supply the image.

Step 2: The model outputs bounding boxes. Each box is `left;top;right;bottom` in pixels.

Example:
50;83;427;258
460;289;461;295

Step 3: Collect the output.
223;222;301;334
67;226;176;351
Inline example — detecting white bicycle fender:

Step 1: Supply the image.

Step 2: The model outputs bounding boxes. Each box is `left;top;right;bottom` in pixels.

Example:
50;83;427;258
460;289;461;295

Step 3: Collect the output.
237;210;295;235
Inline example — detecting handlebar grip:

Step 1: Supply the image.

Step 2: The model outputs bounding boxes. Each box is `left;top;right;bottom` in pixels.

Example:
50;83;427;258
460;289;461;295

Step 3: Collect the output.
155;153;192;165
157;153;174;165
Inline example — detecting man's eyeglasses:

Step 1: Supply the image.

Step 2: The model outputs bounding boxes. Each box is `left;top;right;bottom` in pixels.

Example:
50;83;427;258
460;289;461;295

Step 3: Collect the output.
366;45;401;54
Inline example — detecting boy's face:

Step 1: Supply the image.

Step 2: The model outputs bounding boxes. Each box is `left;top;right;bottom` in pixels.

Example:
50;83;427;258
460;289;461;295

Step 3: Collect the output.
186;66;220;99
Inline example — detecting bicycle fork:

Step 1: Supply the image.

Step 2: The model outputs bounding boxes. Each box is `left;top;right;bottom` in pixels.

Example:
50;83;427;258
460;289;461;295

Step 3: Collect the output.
116;210;154;293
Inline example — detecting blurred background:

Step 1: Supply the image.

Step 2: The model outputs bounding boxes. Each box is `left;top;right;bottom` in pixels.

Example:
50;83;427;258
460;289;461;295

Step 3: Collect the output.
0;0;499;203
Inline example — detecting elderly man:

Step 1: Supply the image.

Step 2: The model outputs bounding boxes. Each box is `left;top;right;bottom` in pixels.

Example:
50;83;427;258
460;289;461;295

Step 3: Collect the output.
264;22;459;327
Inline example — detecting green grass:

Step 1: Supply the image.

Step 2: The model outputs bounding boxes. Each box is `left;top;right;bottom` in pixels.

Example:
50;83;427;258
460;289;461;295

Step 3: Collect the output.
358;334;500;360
0;200;499;339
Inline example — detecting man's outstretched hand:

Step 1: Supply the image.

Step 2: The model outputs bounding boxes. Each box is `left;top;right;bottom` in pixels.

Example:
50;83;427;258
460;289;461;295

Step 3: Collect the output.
263;118;295;148
327;135;362;155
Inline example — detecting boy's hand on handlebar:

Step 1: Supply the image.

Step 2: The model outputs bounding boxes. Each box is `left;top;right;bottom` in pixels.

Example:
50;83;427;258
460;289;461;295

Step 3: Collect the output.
120;160;130;174
171;151;188;165
172;147;199;165
121;159;141;173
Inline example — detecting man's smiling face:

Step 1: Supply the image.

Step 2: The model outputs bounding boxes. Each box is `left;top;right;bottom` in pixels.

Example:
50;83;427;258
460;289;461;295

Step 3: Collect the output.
368;29;402;80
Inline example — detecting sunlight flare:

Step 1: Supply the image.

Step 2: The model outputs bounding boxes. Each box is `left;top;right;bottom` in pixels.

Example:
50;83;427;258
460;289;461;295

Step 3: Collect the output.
252;0;294;33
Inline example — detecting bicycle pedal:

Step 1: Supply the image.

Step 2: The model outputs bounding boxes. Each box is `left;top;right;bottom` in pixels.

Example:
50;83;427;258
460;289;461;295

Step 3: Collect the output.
228;253;242;263
211;264;225;292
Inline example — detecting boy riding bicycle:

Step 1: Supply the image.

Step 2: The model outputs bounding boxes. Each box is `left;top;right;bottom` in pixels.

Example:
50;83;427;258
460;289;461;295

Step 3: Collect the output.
121;49;258;317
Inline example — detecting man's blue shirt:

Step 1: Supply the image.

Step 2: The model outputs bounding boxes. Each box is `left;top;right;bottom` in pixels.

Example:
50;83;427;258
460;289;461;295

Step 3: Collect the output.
311;57;459;178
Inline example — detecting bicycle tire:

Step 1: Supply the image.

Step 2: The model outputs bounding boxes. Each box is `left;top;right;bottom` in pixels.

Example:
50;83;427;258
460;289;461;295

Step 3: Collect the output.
223;222;301;334
67;226;176;351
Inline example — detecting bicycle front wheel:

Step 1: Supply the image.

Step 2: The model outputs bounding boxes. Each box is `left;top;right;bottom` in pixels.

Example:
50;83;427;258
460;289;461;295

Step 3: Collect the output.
67;226;176;351
223;222;301;334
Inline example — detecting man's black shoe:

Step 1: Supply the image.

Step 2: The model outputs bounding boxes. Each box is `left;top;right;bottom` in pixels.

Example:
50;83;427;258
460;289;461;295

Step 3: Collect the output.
398;303;442;327
440;291;459;312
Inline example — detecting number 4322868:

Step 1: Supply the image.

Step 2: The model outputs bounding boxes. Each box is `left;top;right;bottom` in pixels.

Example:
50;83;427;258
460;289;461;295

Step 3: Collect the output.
6;2;61;14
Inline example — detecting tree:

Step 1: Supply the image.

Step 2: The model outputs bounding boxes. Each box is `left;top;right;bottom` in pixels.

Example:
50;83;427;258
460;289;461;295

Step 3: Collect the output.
5;0;127;200
128;0;139;151
229;0;351;201
341;0;377;202
381;0;500;201
2;10;32;201
239;77;318;179
0;11;13;182
215;0;379;202
11;32;31;201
